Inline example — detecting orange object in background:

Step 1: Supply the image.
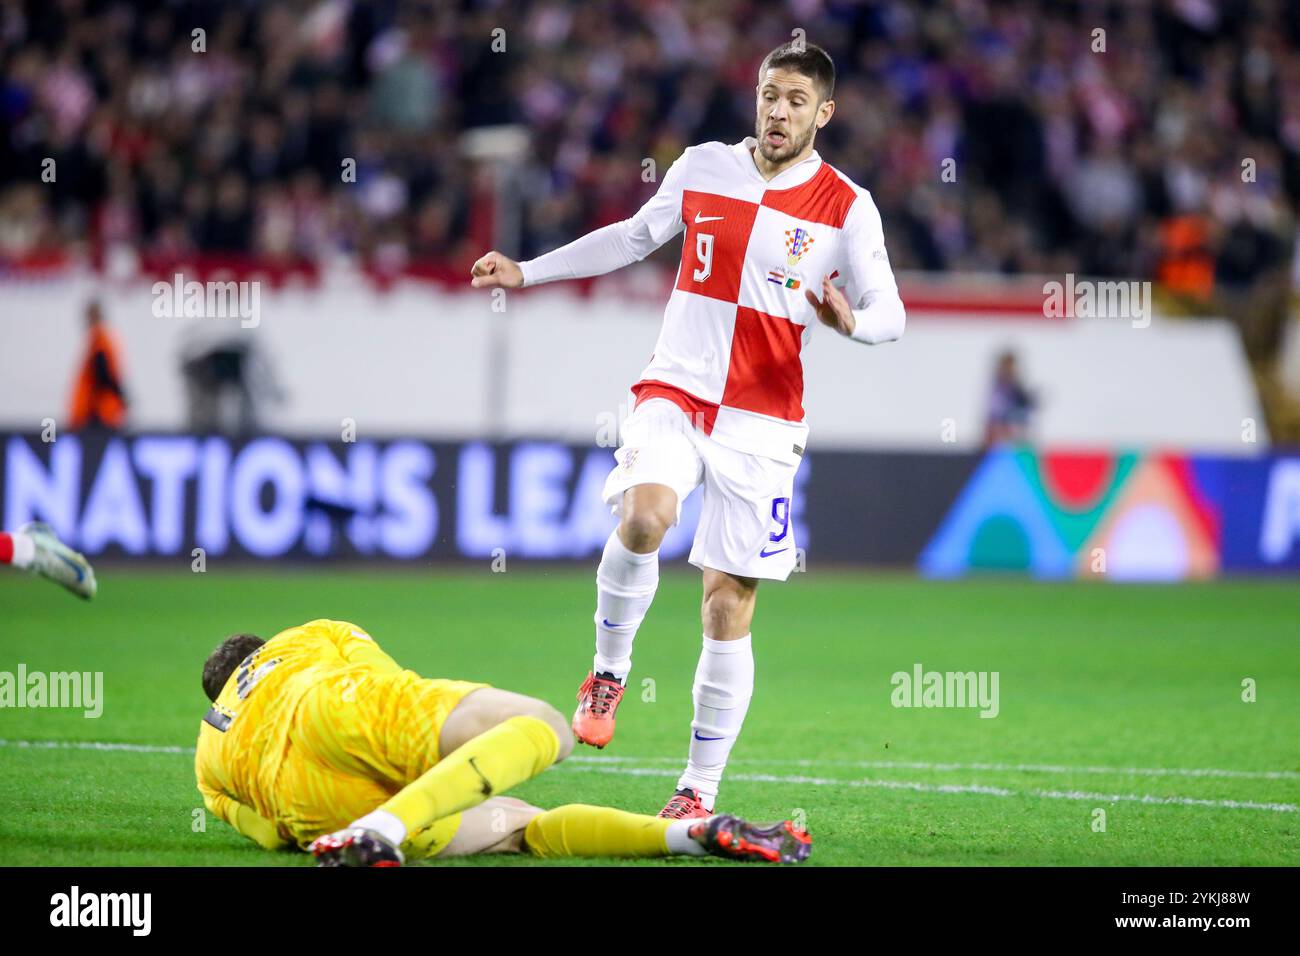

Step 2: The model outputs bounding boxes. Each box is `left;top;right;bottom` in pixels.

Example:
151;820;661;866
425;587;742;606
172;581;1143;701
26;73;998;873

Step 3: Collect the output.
69;301;128;431
1155;215;1215;302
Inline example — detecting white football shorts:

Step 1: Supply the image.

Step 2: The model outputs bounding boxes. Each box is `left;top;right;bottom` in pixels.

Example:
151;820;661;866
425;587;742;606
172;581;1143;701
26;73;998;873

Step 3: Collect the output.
601;398;801;581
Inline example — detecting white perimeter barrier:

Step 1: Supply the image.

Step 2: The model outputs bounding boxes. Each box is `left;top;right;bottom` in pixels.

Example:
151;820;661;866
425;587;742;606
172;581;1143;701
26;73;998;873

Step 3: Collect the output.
0;271;1268;453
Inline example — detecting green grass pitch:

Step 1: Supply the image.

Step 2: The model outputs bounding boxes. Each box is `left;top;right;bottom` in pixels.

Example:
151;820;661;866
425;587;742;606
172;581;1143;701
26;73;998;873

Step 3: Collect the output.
0;567;1296;866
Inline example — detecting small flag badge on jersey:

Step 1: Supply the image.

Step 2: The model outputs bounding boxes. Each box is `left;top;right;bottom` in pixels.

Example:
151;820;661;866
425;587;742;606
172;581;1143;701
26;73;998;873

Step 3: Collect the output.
767;269;801;289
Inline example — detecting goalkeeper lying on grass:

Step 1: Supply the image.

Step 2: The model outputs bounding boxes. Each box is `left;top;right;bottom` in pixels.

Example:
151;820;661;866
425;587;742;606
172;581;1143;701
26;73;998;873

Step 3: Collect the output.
195;619;811;866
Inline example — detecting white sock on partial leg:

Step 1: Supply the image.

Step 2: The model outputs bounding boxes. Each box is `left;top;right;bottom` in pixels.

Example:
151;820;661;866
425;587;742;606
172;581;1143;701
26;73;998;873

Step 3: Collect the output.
664;817;709;856
8;531;35;569
677;634;754;811
350;809;407;848
592;528;659;682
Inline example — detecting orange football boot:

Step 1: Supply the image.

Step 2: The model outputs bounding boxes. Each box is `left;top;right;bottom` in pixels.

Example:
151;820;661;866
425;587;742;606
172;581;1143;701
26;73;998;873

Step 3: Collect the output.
658;787;711;820
689;816;812;864
572;671;626;748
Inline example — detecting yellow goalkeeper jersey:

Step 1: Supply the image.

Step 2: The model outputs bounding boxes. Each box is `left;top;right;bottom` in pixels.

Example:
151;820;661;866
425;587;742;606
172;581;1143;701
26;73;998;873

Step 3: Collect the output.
194;618;404;849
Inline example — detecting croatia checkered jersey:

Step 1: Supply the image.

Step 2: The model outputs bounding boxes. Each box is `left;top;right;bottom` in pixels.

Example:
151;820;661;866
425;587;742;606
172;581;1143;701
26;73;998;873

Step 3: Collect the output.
518;137;905;465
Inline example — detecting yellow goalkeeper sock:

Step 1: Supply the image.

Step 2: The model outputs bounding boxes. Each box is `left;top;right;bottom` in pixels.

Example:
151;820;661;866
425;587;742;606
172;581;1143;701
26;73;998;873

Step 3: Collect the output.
522;804;674;859
378;714;560;835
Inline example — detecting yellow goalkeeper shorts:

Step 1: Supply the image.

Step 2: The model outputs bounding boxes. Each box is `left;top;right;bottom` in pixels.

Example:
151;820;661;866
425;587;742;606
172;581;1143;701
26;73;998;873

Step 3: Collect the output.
272;670;489;857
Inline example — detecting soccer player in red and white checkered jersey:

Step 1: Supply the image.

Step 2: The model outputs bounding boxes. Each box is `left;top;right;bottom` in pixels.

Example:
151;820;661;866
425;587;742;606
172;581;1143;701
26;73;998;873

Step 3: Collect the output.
471;41;905;820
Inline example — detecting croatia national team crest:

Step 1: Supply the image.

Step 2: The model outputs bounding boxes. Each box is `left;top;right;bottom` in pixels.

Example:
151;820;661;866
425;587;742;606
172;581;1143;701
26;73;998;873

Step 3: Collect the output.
767;227;815;291
785;227;815;267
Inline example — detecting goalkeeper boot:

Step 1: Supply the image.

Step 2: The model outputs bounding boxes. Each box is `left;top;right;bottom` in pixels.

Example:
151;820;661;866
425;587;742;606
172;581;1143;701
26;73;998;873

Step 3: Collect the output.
309;827;404;867
658;786;711;820
690;815;812;864
572;671;625;748
20;521;96;600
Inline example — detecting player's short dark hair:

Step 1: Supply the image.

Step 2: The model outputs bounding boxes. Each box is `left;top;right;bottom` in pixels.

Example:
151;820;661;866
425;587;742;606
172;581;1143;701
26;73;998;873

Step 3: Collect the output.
758;41;835;101
202;633;264;702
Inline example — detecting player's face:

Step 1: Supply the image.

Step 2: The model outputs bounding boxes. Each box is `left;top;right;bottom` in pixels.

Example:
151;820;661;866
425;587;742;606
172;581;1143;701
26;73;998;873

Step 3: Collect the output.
754;69;832;165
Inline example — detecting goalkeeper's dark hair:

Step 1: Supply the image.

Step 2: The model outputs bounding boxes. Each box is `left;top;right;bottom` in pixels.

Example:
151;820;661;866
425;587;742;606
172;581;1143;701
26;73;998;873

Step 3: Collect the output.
759;41;836;101
202;633;265;702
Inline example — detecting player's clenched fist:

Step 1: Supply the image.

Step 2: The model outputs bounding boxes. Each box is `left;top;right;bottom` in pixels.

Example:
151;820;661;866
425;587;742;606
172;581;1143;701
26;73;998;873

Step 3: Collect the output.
470;251;524;289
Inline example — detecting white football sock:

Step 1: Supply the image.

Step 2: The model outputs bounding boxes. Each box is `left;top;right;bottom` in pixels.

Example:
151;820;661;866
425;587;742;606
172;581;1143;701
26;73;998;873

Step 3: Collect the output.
350;808;407;848
8;531;35;569
592;528;659;682
677;634;754;811
664;817;709;856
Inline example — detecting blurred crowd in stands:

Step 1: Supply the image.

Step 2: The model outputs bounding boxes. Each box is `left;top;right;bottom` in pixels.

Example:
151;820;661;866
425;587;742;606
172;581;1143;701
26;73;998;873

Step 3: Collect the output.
2;0;1298;358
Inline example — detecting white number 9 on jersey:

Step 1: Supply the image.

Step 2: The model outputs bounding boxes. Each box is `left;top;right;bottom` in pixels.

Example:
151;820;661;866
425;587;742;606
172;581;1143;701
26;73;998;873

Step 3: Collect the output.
693;232;714;282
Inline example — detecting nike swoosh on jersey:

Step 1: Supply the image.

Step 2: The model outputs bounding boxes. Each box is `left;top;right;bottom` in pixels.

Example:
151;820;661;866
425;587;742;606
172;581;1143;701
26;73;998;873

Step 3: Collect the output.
758;546;790;558
694;212;724;223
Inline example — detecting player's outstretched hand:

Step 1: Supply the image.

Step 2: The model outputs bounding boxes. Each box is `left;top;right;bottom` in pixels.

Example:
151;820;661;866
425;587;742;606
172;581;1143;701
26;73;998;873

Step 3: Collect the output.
470;251;524;289
804;275;856;337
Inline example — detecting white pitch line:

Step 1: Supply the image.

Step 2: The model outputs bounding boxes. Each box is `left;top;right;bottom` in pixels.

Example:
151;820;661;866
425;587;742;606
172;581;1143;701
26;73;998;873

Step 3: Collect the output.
0;739;195;755
4;740;1295;812
1030;788;1298;813
563;764;1017;798
565;755;1300;781
556;763;1299;814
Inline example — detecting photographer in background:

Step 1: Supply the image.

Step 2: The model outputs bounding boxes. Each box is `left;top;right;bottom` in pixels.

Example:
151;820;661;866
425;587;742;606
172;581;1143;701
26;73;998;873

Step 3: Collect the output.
68;299;128;432
984;349;1037;447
